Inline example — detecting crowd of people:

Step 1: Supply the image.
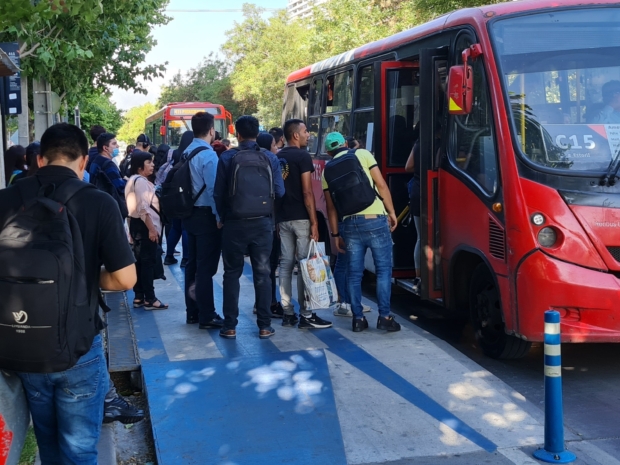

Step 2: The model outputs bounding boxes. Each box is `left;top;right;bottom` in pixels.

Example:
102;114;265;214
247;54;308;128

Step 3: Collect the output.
0;111;402;464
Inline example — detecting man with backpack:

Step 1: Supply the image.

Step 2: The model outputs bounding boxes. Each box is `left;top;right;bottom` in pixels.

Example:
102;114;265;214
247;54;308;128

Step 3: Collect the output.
322;132;401;333
0;123;137;464
87;132;128;217
278;119;332;330
214;115;285;340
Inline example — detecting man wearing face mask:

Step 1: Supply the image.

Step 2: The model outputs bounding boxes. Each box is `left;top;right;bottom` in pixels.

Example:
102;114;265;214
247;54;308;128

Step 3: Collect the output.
87;132;127;201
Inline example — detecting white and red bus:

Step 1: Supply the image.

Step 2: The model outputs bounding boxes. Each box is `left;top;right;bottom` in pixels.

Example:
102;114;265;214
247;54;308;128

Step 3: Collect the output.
284;0;620;358
145;102;234;148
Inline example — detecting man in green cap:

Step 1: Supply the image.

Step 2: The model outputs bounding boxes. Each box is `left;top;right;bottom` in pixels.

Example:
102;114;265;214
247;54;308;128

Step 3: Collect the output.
321;132;401;333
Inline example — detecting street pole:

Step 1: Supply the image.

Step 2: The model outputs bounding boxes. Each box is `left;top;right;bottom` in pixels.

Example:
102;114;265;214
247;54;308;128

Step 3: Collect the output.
33;78;53;140
18;75;29;146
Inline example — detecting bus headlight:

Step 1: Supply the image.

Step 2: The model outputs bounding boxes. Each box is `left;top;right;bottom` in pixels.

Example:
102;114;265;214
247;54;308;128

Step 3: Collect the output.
538;227;557;248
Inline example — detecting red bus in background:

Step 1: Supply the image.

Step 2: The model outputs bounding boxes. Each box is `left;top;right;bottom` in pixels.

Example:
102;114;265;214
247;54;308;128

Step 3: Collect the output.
145;102;234;148
284;0;620;358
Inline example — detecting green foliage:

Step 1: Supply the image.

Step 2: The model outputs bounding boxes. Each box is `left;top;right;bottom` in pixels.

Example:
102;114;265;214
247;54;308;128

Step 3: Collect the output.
77;91;123;135
0;0;170;105
415;0;505;20
117;102;157;144
18;426;37;465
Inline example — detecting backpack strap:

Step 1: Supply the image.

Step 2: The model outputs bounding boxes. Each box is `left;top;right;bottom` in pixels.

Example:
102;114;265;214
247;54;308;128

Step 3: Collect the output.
52;177;94;206
348;149;384;202
184;146;209;200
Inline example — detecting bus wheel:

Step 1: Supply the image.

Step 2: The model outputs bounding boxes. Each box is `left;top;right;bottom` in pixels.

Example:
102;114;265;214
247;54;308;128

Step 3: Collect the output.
469;264;531;359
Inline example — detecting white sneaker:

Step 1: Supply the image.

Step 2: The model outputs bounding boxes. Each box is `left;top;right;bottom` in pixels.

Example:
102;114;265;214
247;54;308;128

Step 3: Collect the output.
333;303;372;317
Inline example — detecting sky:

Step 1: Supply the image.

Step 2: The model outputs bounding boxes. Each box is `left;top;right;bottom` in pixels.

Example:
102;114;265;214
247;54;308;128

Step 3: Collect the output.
110;0;288;111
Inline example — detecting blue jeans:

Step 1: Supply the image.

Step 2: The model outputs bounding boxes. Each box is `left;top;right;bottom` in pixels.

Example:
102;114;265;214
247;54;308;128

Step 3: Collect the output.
17;335;108;465
342;216;393;319
166;218;188;260
333;223;350;304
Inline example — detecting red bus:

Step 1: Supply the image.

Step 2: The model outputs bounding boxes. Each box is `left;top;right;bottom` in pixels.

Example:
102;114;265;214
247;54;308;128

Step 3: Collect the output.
145;102;234;148
283;0;620;358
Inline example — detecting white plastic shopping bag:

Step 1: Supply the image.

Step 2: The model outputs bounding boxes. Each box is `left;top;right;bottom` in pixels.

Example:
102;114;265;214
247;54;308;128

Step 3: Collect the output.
300;240;339;310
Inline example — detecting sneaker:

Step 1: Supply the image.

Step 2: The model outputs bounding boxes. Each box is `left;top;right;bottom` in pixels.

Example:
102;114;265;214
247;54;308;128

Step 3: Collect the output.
103;395;144;424
377;315;401;332
282;313;299;327
412;277;421;296
180;258;188;268
298;313;332;329
333;303;372;317
199;314;225;329
163;255;178;265
352;317;369;332
259;326;275;339
270;302;284;318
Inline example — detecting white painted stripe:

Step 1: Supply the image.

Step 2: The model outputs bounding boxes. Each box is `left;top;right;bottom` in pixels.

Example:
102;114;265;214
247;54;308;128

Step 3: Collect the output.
544;344;561;356
544;322;560;334
544;365;562;377
498;447;540;464
574;440;620;465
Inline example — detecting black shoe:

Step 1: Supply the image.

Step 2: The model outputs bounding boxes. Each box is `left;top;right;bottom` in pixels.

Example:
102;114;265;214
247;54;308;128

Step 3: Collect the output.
186;315;199;324
298;313;332;329
180;258;188;268
282;313;299;327
259;326;275;339
377;315;401;332
164;255;178;265
352;317;369;332
270;302;284;319
103;395;144;425
199;315;225;329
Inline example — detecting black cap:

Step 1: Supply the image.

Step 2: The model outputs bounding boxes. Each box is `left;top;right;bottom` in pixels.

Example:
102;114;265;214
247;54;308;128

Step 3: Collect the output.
137;134;151;145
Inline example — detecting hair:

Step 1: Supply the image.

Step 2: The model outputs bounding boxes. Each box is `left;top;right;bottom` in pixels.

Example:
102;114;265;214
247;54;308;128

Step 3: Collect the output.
126;144;135;157
148;145;158;156
222;139;230;147
235;115;260;139
191;111;215;138
40;123;88;164
346;137;357;149
4;145;26;183
96;133;116;152
214;130;222;141
212;141;227;157
155;143;170;171
256;132;275;152
89;125;106;144
269;127;284;141
602;80;620;104
174;130;194;163
26;142;41;177
129;150;153;176
283;119;305;142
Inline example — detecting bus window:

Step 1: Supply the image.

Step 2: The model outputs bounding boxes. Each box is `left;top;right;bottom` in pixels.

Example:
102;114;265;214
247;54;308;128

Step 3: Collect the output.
320;114;350;153
307;117;320;155
357;65;374;109
451;35;498;194
353;111;374;152
327;70;353;113
310;78;323;116
283;84;309;122
386;67;418;167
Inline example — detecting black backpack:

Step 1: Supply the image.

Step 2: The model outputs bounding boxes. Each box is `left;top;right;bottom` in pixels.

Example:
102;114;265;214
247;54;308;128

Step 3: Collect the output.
323;150;381;218
159;146;207;220
228;147;274;220
0;178;98;373
87;159;128;218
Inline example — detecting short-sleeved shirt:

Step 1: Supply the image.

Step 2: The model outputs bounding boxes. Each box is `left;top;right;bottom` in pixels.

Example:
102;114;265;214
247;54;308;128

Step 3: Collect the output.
0;165;136;335
322;148;386;217
276;146;315;223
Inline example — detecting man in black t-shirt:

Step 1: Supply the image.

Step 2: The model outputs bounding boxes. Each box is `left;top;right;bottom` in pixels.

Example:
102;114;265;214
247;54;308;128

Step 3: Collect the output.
277;119;332;330
0;123;137;464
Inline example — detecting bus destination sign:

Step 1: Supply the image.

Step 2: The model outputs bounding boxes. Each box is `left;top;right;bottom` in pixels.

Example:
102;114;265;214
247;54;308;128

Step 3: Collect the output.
170;108;221;116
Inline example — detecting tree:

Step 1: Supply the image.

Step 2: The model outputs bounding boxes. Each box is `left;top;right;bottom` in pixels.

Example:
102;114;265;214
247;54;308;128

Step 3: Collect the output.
77;91;123;135
116;102;157;144
0;0;170;105
415;0;505;20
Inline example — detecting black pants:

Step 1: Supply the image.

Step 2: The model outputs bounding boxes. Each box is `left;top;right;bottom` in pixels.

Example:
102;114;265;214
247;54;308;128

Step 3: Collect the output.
182;208;222;324
130;218;158;302
222;217;273;330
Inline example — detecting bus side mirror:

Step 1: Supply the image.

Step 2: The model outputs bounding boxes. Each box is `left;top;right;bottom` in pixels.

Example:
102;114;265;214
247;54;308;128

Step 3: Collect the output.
447;65;473;115
228;124;235;136
159;125;166;136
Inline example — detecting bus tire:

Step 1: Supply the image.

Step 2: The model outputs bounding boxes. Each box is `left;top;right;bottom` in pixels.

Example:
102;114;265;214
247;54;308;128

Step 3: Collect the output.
469;263;531;359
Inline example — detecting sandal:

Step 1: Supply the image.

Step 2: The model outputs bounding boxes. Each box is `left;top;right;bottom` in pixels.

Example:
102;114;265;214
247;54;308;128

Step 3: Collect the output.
133;299;145;308
144;299;169;310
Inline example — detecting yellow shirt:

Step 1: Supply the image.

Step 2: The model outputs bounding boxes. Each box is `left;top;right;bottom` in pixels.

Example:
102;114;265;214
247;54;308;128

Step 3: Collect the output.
321;148;386;218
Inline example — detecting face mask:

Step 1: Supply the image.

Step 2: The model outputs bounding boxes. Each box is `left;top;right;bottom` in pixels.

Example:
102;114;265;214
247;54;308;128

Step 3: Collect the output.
112;148;120;158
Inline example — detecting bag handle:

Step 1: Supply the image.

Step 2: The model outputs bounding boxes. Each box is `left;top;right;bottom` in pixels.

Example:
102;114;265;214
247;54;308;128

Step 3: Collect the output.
306;239;319;260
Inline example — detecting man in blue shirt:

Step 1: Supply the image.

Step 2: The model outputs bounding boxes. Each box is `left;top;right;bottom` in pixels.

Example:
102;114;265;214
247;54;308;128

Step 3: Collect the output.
182;112;225;329
214;115;285;340
87;133;126;199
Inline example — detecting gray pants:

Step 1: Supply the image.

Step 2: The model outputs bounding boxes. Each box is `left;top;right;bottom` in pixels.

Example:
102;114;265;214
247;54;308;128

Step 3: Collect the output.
278;220;311;317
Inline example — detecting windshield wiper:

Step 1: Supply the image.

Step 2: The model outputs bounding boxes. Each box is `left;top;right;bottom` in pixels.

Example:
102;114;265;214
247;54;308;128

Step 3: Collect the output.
601;146;620;186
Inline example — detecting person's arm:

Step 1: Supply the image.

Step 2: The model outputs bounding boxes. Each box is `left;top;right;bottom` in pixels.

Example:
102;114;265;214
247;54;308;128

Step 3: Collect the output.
405;147;415;172
100;264;137;291
324;190;345;253
105;162;127;198
134;178;159;242
301;172;319;241
271;154;285;199
369;166;398;232
203;150;221;223
213;154;227;224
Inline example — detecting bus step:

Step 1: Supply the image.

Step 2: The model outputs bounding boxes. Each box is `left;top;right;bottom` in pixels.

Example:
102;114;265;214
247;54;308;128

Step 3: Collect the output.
396;279;417;294
103;292;141;375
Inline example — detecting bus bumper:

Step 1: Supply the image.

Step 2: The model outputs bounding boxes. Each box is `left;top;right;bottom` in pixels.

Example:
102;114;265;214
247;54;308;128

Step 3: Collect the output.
516;250;620;343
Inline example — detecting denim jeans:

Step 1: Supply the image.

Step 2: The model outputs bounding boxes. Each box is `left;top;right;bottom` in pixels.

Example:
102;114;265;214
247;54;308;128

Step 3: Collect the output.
17;335;108;465
333;223;349;304
129;218;158;302
183;208;222;324
342;216;393;319
278;220;311;316
222;217;273;330
166;218;188;261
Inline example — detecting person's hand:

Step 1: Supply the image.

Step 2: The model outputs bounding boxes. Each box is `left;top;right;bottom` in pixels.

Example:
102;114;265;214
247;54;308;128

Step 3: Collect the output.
217;222;224;229
148;229;158;242
336;236;346;254
388;213;398;232
310;223;319;242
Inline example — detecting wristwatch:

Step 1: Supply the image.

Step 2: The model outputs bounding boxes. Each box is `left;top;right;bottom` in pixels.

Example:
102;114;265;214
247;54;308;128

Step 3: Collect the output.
331;232;340;237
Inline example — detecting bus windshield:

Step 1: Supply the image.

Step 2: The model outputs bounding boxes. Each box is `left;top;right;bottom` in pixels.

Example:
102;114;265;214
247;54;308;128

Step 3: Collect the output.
492;8;620;173
167;118;225;148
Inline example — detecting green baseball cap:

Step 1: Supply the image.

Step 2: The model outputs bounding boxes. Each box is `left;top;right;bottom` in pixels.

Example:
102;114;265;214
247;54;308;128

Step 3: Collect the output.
324;132;346;151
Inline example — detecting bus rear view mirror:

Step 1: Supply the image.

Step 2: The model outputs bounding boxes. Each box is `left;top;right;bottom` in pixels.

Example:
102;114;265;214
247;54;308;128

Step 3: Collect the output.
448;65;473;115
159;125;166;136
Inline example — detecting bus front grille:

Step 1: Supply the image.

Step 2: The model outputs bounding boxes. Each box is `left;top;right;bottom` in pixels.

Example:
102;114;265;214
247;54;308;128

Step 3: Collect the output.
489;218;506;261
607;246;620;262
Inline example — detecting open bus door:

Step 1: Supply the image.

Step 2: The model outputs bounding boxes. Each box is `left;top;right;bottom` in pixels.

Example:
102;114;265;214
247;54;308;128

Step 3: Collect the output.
419;48;449;303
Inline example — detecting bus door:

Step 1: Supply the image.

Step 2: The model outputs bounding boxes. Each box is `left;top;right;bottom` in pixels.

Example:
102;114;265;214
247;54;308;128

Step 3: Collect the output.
378;61;418;278
419;48;449;303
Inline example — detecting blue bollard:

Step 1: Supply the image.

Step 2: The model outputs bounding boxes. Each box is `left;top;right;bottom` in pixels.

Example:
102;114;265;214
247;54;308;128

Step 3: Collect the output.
533;311;576;463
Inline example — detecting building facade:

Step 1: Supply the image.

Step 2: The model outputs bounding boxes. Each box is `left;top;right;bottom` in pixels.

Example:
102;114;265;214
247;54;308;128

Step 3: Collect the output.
287;0;329;20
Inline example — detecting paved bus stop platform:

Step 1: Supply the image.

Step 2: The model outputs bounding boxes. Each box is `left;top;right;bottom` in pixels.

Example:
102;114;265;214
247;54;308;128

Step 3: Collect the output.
127;260;615;465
